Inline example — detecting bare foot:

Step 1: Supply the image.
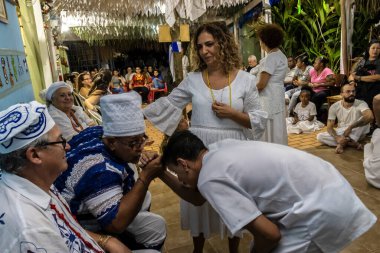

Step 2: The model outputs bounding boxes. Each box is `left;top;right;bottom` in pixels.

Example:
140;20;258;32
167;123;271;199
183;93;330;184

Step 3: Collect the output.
336;144;344;154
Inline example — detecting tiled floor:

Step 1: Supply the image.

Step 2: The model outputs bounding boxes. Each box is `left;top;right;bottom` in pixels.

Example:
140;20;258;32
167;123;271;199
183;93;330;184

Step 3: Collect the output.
144;121;380;253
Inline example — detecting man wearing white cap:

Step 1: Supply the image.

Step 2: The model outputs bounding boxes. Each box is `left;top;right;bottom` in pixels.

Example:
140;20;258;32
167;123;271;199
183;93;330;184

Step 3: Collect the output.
54;91;166;252
0;101;130;253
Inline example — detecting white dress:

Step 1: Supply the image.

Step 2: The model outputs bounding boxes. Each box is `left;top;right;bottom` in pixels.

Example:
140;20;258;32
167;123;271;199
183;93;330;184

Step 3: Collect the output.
143;70;267;237
286;102;324;134
258;50;288;145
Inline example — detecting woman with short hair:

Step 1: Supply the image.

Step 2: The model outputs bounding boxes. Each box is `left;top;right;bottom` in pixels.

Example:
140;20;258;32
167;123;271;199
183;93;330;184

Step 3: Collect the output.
256;23;289;145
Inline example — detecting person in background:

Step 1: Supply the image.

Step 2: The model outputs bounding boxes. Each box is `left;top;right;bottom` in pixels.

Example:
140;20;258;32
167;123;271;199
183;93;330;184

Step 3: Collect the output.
45;81;96;141
247;55;260;77
70;72;80;92
349;40;380;110
147;66;154;77
144;21;267;253
159;130;376;253
90;69;98;80
317;84;373;153
284;56;297;91
130;66;149;103
308;56;335;118
286;55;313;116
85;69;112;111
54;92;166;252
364;94;380;188
0;101;130;253
125;66;135;90
256;23;288;145
110;69;126;94
64;73;73;87
286;89;324;134
152;69;165;89
77;71;93;98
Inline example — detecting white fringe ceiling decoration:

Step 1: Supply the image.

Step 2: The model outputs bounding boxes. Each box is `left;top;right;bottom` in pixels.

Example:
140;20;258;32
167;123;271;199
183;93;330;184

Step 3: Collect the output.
55;0;249;44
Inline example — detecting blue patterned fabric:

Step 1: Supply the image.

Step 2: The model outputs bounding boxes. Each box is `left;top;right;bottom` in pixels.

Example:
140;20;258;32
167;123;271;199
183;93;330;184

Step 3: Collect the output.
0;101;55;153
54;126;135;228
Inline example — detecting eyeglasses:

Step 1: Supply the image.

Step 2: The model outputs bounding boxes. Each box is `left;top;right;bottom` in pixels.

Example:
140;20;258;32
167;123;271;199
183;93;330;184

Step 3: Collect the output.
117;136;147;149
343;90;356;94
37;136;67;149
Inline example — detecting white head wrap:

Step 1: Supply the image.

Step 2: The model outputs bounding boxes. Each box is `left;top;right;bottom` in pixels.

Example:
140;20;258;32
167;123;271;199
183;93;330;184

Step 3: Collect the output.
100;91;145;137
45;81;73;101
0;101;55;154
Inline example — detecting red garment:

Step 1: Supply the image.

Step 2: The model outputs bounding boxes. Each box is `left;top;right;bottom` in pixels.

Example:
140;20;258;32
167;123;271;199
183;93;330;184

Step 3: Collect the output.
131;74;146;88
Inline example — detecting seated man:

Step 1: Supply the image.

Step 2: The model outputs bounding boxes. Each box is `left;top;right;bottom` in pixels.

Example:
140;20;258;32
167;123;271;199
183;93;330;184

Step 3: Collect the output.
284;56;297;91
317;83;374;153
364;94;380;188
0;101;129;253
54;92;166;252
159;130;376;253
247;55;260;76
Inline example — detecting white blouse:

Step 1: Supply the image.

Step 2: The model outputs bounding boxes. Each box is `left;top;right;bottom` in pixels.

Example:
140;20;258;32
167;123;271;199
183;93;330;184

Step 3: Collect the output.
143;70;268;143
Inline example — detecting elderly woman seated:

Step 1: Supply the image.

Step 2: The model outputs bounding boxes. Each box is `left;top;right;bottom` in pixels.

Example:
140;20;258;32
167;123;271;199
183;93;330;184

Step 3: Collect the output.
85;69;112;111
45;81;96;140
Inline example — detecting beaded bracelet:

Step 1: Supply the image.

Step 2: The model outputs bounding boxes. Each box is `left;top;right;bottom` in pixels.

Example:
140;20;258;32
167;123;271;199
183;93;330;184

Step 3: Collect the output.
98;234;112;249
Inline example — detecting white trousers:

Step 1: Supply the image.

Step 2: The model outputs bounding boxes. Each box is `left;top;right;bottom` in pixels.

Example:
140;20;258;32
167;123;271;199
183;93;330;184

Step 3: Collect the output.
316;125;370;146
126;211;166;249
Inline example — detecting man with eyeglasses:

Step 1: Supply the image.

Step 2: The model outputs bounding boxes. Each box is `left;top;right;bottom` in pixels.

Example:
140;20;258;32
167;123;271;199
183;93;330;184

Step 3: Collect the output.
0;101;130;252
54;92;166;252
317;83;374;153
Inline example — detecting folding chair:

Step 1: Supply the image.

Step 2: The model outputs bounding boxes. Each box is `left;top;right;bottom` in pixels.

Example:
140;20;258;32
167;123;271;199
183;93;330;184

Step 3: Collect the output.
87;109;102;125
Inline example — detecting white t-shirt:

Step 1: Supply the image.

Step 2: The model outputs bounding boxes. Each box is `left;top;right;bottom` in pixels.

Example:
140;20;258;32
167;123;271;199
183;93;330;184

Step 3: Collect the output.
0;172;103;253
198;139;376;252
364;128;380;188
328;99;370;128
294;102;317;121
258;50;288;115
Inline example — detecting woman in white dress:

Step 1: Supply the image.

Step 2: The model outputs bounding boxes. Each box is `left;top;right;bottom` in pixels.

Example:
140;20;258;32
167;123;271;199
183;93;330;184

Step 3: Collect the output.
143;22;267;253
256;24;288;145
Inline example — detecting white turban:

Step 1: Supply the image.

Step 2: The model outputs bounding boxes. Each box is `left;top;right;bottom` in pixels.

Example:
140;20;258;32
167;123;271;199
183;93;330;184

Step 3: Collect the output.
0;101;55;154
45;81;73;101
100;91;145;137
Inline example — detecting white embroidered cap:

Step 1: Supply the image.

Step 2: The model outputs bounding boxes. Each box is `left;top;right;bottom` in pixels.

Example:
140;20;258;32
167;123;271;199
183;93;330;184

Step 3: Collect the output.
0;101;55;154
45;81;73;101
100;91;145;137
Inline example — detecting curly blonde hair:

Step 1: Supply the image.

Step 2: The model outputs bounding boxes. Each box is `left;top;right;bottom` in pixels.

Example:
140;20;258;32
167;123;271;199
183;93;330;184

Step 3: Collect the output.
192;22;241;74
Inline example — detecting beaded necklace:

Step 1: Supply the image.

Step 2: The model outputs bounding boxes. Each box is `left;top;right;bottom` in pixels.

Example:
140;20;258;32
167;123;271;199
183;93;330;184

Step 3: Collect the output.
205;71;232;106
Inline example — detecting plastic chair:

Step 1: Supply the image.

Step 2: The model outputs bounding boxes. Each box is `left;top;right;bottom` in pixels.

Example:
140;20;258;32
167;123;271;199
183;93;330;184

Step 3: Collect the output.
148;83;168;103
87;109;102;125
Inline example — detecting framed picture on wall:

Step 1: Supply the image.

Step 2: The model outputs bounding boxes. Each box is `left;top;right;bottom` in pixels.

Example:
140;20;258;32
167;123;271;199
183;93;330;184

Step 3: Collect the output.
0;0;8;24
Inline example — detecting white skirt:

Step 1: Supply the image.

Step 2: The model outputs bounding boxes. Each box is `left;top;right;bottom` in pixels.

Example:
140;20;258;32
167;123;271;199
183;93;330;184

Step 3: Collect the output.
261;110;288;145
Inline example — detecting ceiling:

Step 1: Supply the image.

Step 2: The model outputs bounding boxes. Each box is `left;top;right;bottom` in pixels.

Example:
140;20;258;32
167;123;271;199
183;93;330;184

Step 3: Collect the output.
53;0;252;45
